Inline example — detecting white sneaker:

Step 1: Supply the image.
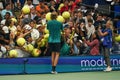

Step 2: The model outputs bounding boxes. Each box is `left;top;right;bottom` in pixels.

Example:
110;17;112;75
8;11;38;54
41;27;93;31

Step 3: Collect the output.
51;71;58;74
104;67;112;72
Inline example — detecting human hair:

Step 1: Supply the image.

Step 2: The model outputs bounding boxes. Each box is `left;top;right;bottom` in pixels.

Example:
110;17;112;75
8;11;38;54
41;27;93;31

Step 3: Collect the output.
107;20;114;36
5;3;10;8
88;19;93;23
5;12;10;16
5;19;12;26
51;12;57;20
94;31;100;41
4;12;11;19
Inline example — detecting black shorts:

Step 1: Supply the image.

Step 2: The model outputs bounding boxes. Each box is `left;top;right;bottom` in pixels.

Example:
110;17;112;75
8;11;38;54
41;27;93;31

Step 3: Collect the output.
48;43;61;53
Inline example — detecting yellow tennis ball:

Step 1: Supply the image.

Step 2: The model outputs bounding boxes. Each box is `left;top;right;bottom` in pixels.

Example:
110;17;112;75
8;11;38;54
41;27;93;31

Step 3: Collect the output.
11;18;17;23
44;34;49;42
44;34;49;39
115;35;120;42
25;44;34;52
58;3;64;10
62;11;70;19
37;39;46;48
46;12;51;21
44;28;49;34
22;5;30;14
32;48;41;57
40;39;46;47
17;38;26;46
27;44;34;52
57;15;65;23
9;50;18;58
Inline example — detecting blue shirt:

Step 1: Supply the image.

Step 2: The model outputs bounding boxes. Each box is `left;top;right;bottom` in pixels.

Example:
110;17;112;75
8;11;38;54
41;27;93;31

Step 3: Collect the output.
102;28;112;48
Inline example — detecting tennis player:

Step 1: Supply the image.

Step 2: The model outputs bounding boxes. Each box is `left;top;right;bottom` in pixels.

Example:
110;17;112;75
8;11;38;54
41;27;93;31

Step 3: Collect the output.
47;12;63;74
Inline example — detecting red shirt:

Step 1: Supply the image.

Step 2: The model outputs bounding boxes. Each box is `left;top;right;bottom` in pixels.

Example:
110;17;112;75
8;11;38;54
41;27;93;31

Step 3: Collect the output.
85;39;100;55
60;5;69;13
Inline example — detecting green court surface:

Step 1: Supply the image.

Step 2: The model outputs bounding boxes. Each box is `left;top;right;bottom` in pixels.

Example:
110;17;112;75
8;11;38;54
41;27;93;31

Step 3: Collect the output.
0;71;120;80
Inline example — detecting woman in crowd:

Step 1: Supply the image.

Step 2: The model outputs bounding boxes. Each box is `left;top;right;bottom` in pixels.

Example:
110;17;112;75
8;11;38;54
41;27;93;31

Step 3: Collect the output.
83;32;100;56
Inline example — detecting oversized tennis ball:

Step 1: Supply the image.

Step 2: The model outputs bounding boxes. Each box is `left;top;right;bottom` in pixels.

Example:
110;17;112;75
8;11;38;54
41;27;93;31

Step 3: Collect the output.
115;35;120;42
22;5;30;14
46;12;51;21
43;34;49;42
17;38;26;46
44;34;49;39
57;15;65;23
58;3;64;10
11;18;17;23
44;28;49;34
32;48;41;57
9;50;18;58
37;39;46;48
25;44;34;52
62;11;70;19
40;39;46;47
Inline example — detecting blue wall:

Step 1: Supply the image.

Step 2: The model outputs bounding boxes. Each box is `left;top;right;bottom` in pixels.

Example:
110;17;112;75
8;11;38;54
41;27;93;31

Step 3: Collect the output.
0;58;24;74
0;55;120;74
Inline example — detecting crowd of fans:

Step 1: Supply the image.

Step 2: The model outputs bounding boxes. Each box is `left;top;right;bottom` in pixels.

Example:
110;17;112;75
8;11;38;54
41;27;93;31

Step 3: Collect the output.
0;0;120;58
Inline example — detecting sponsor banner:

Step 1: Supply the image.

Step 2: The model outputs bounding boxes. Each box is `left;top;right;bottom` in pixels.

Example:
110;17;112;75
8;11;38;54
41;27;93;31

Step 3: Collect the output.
79;55;120;71
26;55;120;73
0;55;120;74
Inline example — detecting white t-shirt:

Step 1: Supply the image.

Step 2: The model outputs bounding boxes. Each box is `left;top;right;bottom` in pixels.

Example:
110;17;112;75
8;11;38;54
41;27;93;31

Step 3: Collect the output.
1;19;6;25
2;26;9;33
86;24;95;39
